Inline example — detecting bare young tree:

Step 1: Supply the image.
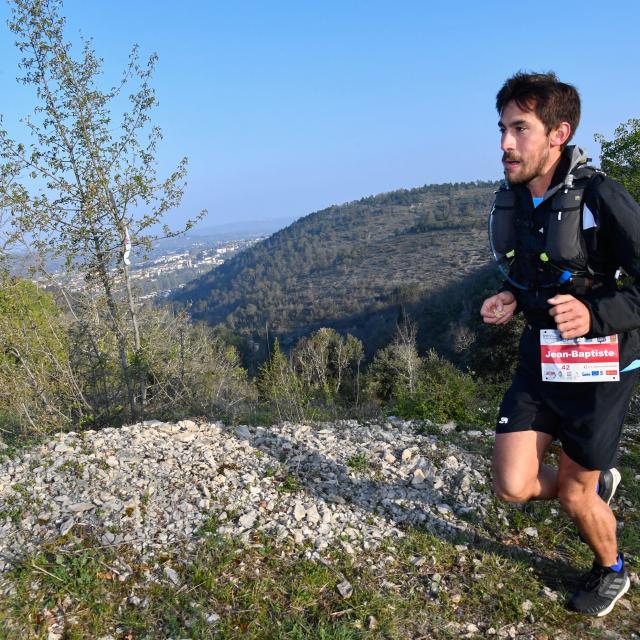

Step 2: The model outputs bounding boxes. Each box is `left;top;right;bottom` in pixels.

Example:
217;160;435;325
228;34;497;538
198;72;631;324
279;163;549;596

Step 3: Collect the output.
390;317;421;395
292;327;364;403
366;316;421;402
0;0;205;421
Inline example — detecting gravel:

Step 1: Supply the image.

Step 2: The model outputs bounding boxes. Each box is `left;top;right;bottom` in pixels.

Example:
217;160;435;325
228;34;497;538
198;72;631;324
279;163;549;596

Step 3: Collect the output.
0;418;493;574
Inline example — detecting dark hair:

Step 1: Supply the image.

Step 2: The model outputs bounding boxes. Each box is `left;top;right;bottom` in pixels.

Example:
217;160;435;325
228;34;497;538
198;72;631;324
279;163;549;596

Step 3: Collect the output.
496;71;581;142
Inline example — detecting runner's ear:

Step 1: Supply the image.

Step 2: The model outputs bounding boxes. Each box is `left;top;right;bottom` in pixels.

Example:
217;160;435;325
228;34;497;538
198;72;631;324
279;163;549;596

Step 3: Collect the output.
550;122;571;148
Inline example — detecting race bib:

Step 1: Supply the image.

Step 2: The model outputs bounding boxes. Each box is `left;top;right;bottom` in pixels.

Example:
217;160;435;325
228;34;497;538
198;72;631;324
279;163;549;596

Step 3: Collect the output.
540;330;620;382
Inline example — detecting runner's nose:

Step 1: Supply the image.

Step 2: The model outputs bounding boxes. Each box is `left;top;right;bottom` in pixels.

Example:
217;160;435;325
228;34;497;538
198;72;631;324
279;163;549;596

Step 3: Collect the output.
501;130;514;152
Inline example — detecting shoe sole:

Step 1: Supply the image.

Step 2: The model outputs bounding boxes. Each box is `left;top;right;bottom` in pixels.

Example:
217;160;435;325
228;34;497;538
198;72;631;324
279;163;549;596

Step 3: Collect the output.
596;576;630;617
603;468;622;505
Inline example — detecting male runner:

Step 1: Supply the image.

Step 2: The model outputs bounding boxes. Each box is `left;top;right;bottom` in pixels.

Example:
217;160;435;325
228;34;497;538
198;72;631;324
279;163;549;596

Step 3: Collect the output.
481;71;640;616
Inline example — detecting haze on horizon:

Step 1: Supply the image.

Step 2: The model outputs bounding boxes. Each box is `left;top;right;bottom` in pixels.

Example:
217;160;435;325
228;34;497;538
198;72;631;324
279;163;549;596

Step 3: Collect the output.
0;0;638;233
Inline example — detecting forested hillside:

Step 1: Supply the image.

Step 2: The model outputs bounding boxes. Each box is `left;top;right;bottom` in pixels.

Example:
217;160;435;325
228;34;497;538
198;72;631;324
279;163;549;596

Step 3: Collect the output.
174;180;500;354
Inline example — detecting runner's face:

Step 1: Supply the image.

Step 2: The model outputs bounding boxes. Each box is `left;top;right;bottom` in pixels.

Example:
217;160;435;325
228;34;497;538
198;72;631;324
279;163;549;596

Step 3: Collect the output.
499;101;552;185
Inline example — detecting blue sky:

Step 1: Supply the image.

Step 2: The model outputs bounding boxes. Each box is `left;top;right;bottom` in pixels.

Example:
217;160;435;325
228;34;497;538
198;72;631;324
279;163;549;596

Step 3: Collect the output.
1;0;639;230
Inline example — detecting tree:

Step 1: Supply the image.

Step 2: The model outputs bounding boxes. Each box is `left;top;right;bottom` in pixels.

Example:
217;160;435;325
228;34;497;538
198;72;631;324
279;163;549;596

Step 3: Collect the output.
366;318;421;402
257;338;308;423
292;327;364;405
0;0;205;421
596;118;640;203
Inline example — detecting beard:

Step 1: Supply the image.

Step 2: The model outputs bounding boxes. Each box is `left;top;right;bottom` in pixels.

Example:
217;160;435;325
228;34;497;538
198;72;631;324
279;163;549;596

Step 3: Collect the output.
502;146;550;185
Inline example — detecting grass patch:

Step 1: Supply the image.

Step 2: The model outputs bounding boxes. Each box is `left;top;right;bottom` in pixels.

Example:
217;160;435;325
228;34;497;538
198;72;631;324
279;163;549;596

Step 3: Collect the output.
346;453;369;474
266;465;303;493
0;431;46;463
3;520;640;639
278;474;302;493
58;459;85;475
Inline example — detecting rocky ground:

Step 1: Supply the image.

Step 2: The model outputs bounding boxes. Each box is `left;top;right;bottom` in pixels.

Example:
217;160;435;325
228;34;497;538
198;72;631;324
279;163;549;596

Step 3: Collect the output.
2;418;640;639
0;418;491;574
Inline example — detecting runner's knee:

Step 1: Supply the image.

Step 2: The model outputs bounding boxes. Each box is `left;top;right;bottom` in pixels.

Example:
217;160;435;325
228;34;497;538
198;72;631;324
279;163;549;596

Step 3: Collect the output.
557;481;590;515
492;474;535;503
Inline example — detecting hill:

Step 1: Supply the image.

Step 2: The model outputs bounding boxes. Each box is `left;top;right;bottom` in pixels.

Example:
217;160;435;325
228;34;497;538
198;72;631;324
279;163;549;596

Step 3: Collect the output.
173;180;501;356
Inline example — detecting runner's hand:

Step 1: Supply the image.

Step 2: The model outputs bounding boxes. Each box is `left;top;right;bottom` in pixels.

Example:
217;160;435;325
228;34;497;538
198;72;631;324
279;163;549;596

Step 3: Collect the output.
480;291;517;325
547;294;591;339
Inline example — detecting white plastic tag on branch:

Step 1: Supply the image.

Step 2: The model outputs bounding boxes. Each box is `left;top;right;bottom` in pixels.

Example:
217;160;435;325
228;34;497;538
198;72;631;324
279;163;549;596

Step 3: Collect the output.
123;226;132;266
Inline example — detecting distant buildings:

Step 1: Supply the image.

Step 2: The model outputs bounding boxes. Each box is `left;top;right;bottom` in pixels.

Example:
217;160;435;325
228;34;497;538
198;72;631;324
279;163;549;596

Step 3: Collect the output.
41;237;264;298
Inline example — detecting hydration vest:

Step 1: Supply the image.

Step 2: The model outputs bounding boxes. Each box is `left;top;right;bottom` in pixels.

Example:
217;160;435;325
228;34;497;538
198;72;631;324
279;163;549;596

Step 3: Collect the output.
489;163;604;294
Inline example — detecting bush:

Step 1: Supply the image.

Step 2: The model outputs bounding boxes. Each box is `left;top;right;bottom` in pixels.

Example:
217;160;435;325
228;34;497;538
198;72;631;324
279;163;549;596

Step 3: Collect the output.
257;339;311;423
392;350;481;425
365;319;421;404
0;276;78;436
68;306;257;428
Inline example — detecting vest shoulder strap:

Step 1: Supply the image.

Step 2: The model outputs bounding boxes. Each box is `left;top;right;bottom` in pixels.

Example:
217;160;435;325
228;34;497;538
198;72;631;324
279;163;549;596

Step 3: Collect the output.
568;164;603;187
551;165;602;214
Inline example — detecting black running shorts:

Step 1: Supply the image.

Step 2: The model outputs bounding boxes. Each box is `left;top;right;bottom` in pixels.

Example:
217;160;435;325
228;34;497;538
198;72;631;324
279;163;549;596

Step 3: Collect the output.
496;364;639;470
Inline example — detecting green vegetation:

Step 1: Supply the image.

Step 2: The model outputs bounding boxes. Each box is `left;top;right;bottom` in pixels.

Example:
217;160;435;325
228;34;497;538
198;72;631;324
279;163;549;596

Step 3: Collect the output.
393;351;481;425
0;0;205;428
253;322;501;428
596;118;640;203
0;276;76;437
0;283;255;439
346;452;369;473
278;473;303;493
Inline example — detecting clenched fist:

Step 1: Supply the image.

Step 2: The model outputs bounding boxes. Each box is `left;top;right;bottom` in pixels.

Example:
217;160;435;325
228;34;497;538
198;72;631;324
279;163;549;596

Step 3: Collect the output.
480;291;517;325
547;294;591;339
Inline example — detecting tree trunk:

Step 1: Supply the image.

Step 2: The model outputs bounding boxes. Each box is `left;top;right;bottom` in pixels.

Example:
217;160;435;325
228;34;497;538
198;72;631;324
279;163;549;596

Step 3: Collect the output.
91;230;137;420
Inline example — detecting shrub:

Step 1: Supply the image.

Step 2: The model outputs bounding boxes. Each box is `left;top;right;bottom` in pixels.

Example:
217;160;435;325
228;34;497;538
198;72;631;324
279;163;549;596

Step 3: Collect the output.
0;276;78;436
392;351;481;426
257;338;311;423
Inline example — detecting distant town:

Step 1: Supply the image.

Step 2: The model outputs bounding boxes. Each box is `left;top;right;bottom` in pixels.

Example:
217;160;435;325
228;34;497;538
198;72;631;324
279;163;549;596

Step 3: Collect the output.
34;235;265;300
130;237;265;300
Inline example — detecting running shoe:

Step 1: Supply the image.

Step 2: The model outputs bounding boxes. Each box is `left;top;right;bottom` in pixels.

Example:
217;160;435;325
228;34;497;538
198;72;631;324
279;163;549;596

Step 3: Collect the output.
598;468;621;505
568;557;630;617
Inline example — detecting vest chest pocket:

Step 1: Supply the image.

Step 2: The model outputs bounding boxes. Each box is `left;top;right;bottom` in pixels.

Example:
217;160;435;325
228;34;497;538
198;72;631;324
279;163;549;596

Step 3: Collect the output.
545;190;586;262
490;190;517;255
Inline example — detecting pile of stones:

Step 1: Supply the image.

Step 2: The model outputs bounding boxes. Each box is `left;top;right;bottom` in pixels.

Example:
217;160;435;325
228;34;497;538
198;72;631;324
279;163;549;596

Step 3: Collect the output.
0;418;493;573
